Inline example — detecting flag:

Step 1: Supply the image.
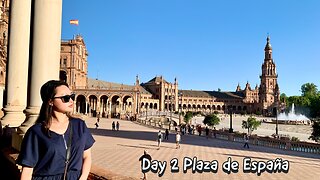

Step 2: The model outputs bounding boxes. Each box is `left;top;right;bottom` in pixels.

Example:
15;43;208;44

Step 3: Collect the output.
69;19;79;26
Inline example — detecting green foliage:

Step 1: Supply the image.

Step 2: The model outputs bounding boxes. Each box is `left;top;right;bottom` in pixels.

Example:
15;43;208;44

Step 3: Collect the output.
184;111;193;124
242;116;261;134
301;83;318;97
309;119;320;142
286;83;320;118
203;114;220;127
280;93;288;105
255;111;262;116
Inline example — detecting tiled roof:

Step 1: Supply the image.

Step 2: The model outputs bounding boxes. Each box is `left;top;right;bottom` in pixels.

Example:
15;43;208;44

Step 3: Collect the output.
138;86;152;95
179;90;245;99
87;78;135;90
145;76;168;84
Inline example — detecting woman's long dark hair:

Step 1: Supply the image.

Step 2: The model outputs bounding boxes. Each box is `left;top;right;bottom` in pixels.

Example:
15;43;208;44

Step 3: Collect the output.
36;80;69;137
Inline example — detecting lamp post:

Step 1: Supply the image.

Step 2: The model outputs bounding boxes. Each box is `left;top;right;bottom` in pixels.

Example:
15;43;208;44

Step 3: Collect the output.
178;92;183;124
229;106;233;133
146;104;148;121
275;92;279;137
170;96;173;126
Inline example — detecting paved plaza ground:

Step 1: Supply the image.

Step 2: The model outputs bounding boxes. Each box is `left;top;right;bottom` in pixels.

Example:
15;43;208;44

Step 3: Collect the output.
192;115;313;142
85;117;320;180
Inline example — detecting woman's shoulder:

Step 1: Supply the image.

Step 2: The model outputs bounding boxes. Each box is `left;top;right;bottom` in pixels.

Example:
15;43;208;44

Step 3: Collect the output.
69;118;89;131
24;123;44;137
28;123;42;132
70;118;86;125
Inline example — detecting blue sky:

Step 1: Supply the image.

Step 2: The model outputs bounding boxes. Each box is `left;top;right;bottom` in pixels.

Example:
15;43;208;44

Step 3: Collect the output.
61;0;320;96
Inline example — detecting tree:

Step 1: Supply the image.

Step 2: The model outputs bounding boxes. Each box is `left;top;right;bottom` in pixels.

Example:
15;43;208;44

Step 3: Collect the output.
184;111;193;124
280;93;288;105
242;116;261;135
309;119;320;142
203;114;220;128
301;83;318;97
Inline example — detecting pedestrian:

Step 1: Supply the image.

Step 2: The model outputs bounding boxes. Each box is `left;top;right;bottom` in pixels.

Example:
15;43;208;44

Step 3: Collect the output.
176;132;181;149
213;127;217;138
116;121;120;131
205;126;209;139
112;121;115;131
139;150;152;180
16;80;95;180
243;134;250;149
157;130;162;149
94;121;99;129
164;128;169;140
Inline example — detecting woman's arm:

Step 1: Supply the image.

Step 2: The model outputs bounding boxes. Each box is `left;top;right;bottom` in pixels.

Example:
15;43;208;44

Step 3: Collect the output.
20;166;33;180
79;148;92;180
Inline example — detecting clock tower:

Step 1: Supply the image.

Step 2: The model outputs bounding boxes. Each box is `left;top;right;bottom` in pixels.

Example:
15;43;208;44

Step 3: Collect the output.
259;36;280;115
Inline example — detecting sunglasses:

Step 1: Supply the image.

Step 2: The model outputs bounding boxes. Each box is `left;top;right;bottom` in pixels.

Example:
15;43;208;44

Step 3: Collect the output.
53;94;75;103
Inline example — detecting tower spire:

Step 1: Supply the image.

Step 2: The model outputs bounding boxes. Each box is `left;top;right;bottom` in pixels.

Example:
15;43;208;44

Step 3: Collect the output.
264;35;272;61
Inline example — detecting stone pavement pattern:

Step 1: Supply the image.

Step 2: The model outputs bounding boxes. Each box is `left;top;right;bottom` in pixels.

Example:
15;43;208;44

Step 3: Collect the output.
85;117;320;180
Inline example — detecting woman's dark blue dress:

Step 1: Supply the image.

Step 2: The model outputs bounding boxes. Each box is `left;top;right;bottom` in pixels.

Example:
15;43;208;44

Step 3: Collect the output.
16;118;95;180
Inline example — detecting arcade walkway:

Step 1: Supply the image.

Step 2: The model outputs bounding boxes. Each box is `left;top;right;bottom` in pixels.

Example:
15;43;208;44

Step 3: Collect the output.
86;117;320;180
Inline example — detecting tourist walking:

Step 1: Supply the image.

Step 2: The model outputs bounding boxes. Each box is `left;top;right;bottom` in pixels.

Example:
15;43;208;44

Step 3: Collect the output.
243;134;250;149
205;126;209;139
139;150;152;180
176;132;181;149
112;121;115;131
95;121;99;129
164;129;169;140
116;121;120;131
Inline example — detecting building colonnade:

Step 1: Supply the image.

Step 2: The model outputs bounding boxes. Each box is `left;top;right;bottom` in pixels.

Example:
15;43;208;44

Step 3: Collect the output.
0;0;63;150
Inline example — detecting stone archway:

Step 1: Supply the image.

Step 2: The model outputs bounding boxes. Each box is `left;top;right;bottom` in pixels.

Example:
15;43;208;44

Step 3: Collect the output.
111;95;120;118
89;95;98;117
123;95;133;116
59;70;67;83
76;94;86;114
100;95;108;117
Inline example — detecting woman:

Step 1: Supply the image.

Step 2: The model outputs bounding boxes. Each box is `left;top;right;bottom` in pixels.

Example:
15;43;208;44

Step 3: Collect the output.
176;132;181;149
17;80;95;180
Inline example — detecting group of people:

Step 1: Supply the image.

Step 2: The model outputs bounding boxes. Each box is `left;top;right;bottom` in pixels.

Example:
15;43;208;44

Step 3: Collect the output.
112;121;120;131
156;129;181;149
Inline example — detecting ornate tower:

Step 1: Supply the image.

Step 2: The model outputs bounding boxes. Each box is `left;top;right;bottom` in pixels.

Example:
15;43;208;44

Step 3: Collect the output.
259;36;280;115
60;35;88;89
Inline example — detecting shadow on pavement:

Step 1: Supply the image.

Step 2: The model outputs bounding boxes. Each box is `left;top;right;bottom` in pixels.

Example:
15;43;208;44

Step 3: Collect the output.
89;127;320;160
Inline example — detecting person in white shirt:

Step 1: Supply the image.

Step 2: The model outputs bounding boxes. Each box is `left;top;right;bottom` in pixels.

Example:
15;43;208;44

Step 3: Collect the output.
176;132;181;149
157;130;162;149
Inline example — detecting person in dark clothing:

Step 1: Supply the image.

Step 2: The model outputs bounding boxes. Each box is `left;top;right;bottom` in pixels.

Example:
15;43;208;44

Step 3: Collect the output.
139;150;152;180
243;134;250;149
205;126;209;139
164;129;169;140
116;121;120;131
16;80;95;180
112;121;115;131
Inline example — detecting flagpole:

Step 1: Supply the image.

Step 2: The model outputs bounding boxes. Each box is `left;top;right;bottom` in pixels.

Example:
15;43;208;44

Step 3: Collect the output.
69;19;79;38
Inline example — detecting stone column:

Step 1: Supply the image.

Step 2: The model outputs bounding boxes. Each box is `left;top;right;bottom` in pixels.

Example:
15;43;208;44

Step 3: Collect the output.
85;101;88;114
109;102;112;118
19;0;63;133
1;0;32;127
